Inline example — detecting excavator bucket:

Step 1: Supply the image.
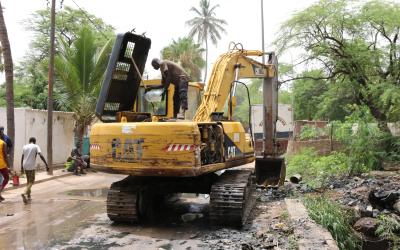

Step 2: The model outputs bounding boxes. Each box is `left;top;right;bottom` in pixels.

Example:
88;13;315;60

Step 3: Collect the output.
255;157;286;187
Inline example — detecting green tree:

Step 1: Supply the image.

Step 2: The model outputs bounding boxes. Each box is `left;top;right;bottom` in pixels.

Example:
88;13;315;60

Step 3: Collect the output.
161;37;205;81
14;6;114;111
22;6;113;64
186;0;227;82
291;70;328;120
278;90;292;105
276;0;400;131
54;26;112;147
0;1;15;167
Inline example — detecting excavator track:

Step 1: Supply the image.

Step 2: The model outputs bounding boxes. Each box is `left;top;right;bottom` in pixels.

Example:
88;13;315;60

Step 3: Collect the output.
107;176;143;224
209;170;256;227
107;178;140;224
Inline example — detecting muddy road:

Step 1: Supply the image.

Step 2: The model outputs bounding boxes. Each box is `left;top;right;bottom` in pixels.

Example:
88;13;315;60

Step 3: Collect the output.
0;172;293;250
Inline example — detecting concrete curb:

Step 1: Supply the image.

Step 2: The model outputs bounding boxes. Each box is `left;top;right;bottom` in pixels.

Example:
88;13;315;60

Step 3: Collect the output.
285;198;339;250
4;172;73;191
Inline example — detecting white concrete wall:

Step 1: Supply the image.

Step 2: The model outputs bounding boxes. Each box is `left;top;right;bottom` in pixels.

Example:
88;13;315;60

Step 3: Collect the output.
0;108;75;168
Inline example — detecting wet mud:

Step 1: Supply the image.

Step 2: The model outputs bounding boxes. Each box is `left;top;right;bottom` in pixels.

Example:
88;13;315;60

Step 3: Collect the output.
0;174;294;250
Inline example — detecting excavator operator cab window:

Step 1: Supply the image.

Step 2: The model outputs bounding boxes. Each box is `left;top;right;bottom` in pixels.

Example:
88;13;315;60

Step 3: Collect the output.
137;86;167;116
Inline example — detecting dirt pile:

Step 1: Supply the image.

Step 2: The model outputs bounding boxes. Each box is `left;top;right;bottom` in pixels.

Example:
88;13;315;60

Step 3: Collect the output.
200;189;295;250
329;171;400;249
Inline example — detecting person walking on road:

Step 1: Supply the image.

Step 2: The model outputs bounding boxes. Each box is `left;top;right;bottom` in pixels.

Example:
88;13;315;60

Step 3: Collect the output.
20;137;48;204
0;138;10;202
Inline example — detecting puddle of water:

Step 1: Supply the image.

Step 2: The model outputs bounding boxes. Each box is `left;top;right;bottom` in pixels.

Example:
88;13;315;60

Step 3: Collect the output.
64;188;109;198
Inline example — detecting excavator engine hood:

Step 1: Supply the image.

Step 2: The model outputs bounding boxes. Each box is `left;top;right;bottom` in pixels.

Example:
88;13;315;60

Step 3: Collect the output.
96;32;151;122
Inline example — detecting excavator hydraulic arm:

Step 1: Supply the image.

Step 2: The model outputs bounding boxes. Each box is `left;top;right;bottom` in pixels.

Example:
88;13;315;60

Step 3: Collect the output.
193;50;275;122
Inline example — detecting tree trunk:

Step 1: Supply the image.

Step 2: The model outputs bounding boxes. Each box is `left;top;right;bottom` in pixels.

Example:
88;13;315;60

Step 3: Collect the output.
75;121;85;155
203;39;208;83
0;2;15;169
47;0;56;175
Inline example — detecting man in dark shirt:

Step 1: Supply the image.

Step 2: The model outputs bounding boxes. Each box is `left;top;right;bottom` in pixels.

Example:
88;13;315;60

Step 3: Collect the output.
149;58;190;119
0;126;12;154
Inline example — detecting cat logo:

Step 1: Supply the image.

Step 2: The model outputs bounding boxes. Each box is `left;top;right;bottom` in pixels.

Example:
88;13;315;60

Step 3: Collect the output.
252;65;266;76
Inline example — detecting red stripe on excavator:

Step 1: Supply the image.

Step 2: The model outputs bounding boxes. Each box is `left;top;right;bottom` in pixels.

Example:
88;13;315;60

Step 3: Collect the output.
165;144;196;152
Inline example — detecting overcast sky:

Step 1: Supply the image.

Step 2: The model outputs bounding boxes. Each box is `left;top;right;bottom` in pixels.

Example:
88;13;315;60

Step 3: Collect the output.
1;0;318;81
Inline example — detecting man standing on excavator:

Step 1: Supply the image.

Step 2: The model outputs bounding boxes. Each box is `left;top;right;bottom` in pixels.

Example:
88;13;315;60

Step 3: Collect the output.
149;58;190;119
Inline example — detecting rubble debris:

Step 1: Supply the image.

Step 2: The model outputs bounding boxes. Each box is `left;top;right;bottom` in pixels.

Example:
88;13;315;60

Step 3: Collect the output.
382;162;400;171
394;200;400;214
368;190;399;209
181;213;203;223
271;222;290;232
362;238;390;250
189;233;199;239
372;209;380;218
289;174;302;184
353;217;379;237
241;243;254;250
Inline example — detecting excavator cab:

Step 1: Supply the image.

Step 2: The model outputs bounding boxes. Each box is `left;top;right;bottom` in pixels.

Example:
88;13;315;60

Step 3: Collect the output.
137;80;204;120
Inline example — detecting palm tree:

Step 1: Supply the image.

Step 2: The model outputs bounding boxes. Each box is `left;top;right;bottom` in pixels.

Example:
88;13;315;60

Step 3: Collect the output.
55;26;112;149
0;2;14;168
161;37;205;81
186;0;227;82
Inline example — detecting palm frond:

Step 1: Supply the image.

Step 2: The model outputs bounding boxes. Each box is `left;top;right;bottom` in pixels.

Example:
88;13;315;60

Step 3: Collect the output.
54;56;81;98
91;38;114;95
189;6;202;16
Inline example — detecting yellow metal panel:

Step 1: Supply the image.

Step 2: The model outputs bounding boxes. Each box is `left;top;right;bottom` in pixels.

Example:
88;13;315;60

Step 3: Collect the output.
220;121;254;156
90;122;201;176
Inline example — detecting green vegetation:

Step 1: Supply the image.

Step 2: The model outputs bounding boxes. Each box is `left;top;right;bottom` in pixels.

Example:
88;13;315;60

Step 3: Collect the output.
6;6;114;111
299;125;329;141
290;70;354;121
376;214;400;249
288;105;400;187
276;0;400;130
304;196;361;250
54;26;113;146
287;149;348;188
288;234;299;250
331;107;384;174
161;37;205;81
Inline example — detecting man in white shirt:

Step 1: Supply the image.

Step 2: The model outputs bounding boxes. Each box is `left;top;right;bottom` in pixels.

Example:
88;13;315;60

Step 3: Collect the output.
20;137;48;204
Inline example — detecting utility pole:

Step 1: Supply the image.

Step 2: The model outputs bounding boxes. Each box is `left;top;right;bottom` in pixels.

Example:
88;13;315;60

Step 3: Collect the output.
47;0;56;175
261;0;265;64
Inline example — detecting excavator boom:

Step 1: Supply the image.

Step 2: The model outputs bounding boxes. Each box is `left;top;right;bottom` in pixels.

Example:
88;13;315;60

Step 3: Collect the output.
194;50;270;122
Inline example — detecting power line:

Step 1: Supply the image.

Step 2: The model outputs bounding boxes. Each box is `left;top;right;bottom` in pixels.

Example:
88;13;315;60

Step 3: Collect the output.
68;0;109;39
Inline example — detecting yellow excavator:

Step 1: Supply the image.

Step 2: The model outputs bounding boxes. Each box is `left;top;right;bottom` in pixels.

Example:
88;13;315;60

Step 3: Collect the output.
90;32;285;226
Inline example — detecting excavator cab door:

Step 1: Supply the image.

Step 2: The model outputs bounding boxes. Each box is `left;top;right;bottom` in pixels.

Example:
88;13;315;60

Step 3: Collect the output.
96;32;151;122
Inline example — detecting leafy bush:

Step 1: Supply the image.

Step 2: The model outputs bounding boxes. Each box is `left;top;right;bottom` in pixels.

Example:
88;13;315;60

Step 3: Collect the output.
376;214;400;249
304;195;361;250
299;125;329;140
331;106;386;174
287;148;348;188
288;105;400;187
